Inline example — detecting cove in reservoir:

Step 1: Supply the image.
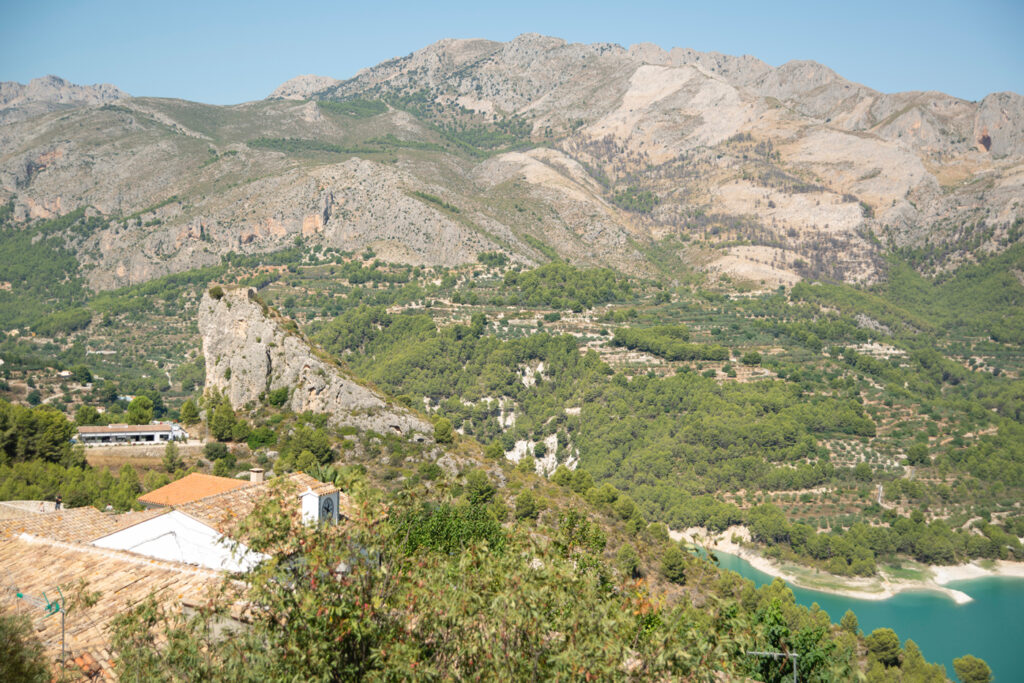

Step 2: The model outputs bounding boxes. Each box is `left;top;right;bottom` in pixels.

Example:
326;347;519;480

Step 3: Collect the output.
715;551;1024;681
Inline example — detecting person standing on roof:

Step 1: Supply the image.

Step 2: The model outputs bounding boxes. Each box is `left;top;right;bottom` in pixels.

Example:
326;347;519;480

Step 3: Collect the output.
54;494;62;510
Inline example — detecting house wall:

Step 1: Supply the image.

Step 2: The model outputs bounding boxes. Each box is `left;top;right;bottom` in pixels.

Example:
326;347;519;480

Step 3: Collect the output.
91;510;265;572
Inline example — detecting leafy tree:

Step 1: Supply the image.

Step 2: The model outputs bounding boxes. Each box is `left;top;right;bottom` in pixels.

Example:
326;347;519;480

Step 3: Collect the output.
209;400;236;441
514;490;539;520
26;390;41;406
70;365;92;384
484;440;504;460
266;387;289;407
433;417;454;444
212;458;232;477
75;404;102;426
865;628;902;667
464;469;496;506
839;609;859;634
953;654;992;683
179;399;200;425
741;350;762;366
231;420;251;443
295;450;317;472
203;442;229;461
661;544;688;584
0;607;50;682
162;442;181;473
0;400;76;466
906;443;930;466
616;544;641;578
126;396;154;425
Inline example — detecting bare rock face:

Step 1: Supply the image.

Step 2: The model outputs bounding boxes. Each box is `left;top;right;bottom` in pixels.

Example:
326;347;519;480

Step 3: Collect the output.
0;75;126;124
198;286;431;437
267;74;342;100
2;36;1021;291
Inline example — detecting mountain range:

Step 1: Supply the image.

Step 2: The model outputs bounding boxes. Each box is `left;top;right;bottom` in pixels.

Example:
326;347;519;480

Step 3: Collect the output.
1;34;1021;291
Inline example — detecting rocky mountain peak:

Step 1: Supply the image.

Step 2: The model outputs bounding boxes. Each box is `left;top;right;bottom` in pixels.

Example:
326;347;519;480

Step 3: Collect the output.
267;74;342;100
0;75;127;124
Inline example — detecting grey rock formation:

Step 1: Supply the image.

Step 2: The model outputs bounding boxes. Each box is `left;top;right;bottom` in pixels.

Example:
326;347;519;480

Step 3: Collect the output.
1;36;1020;291
198;286;431;437
0;75;126;124
267;74;342;100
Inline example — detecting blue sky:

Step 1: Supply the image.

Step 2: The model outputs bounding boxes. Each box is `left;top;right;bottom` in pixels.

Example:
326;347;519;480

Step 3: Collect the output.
2;0;1022;105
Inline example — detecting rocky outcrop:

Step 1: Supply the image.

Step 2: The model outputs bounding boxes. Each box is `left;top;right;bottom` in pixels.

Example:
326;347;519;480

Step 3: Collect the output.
0;75;126;124
198;286;431;437
268;74;342;100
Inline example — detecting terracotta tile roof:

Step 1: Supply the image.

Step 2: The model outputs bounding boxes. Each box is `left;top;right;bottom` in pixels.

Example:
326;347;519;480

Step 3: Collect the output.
138;472;250;506
176;472;346;535
0;507;166;543
0;534;221;679
78;423;175;434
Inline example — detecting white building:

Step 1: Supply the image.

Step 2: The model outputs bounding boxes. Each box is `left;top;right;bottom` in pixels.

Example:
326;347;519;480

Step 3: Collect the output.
92;509;266;572
77;422;188;445
92;471;346;572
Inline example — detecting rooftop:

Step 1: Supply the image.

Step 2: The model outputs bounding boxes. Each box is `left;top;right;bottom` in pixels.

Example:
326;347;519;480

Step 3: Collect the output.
177;471;344;535
0;506;166;544
0;534;221;680
78;423;178;434
138;472;250;507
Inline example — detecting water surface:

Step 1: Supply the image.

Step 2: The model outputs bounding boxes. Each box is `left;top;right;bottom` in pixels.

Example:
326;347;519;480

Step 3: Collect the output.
714;551;1024;681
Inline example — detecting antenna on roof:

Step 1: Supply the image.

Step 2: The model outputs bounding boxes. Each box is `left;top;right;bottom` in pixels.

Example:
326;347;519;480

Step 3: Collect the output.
7;584;67;660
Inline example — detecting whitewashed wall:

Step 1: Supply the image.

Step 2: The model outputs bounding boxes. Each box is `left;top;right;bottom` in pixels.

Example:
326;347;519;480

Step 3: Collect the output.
92;510;266;572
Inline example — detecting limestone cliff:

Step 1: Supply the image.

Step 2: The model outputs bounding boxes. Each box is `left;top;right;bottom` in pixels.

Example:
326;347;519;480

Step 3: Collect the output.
198;286;431;436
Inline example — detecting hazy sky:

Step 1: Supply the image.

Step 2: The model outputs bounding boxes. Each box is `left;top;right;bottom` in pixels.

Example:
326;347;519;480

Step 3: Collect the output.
2;0;1022;105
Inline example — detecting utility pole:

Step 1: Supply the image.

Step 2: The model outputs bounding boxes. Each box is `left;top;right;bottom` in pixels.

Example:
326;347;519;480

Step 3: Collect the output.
747;650;800;683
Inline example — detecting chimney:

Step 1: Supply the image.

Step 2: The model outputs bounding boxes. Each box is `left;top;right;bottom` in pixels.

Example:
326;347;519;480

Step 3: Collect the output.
249;467;264;484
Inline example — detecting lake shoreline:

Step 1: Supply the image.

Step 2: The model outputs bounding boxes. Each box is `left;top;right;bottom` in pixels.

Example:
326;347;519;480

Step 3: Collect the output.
672;524;1024;604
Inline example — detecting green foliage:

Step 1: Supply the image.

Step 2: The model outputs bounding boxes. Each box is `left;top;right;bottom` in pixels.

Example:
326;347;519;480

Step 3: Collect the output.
616;544;641;577
610;185;660;213
953;654;992;683
393;501;506;554
33;307;93;336
661;543;688;584
865;627;902;667
514;489;540;520
840;609;859;634
433;417;454;444
209;399;236;441
0;460;144;511
464;468;496;505
0;607;50;683
410;190;459;213
0;399;76;467
179;399;200;425
203;441;229;461
0;209;93;331
162;441;181;473
476;251;509;268
316;98;388;118
247;137;381;156
613;325;729;361
207;285;224;300
266;386;289;407
106;477;944;680
75;404;102;426
125;395;154;425
502;263;634;310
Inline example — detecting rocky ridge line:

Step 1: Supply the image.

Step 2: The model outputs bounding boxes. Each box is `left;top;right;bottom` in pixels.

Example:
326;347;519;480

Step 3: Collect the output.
198;286;431;437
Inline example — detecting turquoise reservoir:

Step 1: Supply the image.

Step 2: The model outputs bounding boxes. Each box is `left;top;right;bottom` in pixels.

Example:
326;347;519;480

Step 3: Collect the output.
714;551;1024;681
